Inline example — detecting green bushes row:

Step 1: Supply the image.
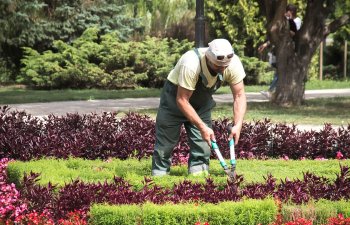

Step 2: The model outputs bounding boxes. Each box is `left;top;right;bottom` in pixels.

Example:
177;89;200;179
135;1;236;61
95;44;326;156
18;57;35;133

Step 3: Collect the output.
89;199;350;225
89;200;277;225
18;27;193;89
17;27;272;89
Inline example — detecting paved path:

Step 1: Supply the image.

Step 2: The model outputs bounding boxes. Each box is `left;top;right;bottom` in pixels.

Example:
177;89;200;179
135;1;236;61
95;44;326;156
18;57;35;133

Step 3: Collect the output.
4;89;350;117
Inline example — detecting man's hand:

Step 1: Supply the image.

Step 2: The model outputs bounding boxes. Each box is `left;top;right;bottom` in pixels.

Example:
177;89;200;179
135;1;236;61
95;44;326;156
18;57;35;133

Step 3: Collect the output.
227;123;243;144
258;41;270;53
200;126;216;147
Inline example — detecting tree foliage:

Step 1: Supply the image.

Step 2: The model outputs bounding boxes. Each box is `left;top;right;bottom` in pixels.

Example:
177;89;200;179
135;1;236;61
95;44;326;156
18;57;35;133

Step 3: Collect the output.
0;0;144;82
206;0;266;56
0;0;143;49
121;0;196;40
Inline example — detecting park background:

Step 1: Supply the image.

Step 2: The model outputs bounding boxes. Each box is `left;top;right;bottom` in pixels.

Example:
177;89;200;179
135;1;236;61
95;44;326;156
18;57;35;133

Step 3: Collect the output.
1;0;350;225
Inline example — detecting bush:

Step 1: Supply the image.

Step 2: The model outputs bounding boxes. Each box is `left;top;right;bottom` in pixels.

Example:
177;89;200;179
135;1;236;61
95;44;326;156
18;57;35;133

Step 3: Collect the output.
282;199;350;225
0;58;16;84
18;28;193;89
1;106;350;162
90;200;276;225
240;56;274;85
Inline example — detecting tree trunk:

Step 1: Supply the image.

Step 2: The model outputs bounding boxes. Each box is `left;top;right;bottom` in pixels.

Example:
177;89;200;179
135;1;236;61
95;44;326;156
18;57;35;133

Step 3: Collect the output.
258;0;349;106
272;47;307;106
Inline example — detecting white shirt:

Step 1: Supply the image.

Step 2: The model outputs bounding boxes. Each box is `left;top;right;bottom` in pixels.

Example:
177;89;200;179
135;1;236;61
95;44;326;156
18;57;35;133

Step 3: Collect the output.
294;17;302;30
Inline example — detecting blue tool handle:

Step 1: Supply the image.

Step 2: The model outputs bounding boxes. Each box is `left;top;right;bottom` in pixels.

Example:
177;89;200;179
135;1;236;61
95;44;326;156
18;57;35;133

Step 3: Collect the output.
211;140;228;169
227;124;236;165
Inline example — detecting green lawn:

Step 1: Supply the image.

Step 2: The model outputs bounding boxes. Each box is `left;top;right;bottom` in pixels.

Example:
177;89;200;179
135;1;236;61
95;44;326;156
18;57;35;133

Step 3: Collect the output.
1;79;349;104
2;80;350;125
138;96;350;125
8;158;350;190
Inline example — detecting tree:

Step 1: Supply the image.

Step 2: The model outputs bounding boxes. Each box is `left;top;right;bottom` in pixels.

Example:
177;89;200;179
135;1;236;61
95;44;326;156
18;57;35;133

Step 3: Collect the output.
0;0;143;82
206;0;266;57
257;0;349;106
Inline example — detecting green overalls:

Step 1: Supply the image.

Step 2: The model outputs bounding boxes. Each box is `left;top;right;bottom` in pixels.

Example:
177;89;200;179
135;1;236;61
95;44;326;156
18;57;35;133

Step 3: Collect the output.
152;49;223;176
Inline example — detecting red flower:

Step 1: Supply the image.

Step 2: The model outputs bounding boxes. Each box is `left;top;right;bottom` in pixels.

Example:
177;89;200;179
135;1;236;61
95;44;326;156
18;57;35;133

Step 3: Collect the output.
328;213;350;225
336;151;344;160
284;218;312;225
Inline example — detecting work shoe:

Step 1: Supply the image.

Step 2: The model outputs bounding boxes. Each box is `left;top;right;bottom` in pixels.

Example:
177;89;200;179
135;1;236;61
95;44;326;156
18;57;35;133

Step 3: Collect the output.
260;90;271;99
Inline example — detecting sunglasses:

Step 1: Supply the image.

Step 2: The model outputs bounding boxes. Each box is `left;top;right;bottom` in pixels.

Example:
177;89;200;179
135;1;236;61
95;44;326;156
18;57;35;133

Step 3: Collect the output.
216;53;234;60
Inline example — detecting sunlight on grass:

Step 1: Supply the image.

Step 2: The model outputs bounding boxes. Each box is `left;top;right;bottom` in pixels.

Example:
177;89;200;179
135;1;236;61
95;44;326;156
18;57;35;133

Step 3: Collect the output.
1;79;349;104
138;97;350;125
8;158;350;189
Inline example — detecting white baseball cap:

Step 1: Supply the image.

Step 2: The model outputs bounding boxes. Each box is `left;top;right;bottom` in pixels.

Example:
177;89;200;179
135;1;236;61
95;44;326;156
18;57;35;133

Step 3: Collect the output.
205;39;234;67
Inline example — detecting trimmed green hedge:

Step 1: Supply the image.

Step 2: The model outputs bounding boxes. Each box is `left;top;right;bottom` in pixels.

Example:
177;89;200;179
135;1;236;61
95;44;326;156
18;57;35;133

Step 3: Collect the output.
89;199;350;225
282;199;350;225
7;158;350;190
90;199;277;225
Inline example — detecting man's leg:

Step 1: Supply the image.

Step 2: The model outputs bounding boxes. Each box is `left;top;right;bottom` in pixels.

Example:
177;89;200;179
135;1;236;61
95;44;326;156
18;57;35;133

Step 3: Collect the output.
152;108;182;176
184;112;212;175
269;72;278;92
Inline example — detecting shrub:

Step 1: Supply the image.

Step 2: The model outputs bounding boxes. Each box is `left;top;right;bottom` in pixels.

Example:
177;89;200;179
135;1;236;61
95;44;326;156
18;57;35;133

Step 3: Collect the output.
1;106;350;162
90;200;276;225
18;28;193;89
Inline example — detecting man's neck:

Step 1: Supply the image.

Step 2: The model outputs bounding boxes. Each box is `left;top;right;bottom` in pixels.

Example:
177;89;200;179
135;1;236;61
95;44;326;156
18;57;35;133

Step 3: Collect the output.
205;58;218;77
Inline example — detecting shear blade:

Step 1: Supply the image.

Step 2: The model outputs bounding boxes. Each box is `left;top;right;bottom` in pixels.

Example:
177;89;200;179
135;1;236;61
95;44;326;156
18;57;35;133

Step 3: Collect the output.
224;169;236;181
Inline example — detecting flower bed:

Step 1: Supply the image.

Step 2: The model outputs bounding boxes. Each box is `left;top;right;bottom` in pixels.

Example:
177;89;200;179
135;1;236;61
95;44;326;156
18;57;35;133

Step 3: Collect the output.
1;107;350;224
2;158;350;224
1;106;349;162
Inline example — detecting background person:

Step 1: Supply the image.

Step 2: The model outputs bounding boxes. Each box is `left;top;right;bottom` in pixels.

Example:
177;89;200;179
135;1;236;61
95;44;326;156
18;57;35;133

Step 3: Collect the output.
286;4;302;31
151;39;247;176
259;4;300;99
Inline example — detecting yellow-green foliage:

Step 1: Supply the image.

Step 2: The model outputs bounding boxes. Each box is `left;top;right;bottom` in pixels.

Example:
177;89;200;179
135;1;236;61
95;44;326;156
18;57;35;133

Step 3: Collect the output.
18;27;193;89
206;0;265;49
7;158;350;190
90;204;142;225
282;199;350;225
90;199;277;225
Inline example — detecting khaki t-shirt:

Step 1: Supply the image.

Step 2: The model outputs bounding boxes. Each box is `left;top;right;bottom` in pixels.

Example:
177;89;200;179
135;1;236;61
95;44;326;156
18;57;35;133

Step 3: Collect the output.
167;48;246;90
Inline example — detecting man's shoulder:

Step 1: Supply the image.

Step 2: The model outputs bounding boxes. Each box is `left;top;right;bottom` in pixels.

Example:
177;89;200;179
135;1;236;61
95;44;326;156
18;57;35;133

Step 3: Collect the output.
179;49;201;68
182;49;197;60
228;54;243;66
183;47;207;58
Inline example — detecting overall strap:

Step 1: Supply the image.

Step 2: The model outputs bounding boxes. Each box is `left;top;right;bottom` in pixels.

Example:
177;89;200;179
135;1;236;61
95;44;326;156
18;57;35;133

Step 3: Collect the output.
193;48;223;92
193;48;209;87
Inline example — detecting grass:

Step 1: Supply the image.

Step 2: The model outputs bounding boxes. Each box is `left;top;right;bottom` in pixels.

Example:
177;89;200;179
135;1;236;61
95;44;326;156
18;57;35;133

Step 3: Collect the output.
218;97;350;125
1;79;349;104
7;158;350;190
0;86;162;104
138;96;350;125
2;80;349;125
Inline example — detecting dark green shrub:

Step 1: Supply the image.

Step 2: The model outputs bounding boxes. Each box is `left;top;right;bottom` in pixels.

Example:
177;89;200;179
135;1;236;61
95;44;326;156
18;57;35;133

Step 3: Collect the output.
240;56;274;85
0;58;16;84
18;28;193;89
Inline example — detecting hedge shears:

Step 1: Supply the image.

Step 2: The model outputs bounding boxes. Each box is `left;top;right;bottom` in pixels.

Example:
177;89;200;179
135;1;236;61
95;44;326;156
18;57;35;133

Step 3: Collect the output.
211;124;237;181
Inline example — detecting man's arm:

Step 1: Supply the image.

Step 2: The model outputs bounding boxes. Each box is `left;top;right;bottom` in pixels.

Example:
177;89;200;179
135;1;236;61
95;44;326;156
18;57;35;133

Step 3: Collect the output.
229;81;247;143
176;86;215;146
